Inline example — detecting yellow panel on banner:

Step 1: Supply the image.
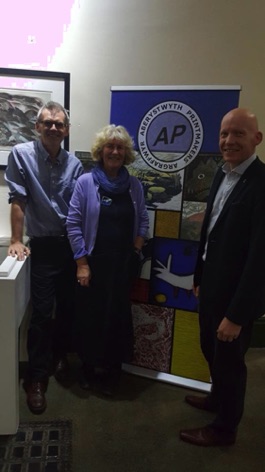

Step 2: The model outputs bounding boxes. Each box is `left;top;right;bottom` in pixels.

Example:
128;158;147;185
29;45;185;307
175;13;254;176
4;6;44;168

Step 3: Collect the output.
171;310;210;383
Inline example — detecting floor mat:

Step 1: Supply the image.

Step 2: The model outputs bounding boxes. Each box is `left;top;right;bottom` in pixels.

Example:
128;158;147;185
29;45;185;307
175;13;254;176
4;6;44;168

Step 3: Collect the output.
0;419;72;472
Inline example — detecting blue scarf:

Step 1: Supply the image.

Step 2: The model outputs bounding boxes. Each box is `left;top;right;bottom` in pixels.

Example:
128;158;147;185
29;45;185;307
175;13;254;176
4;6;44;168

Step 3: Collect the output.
92;164;130;194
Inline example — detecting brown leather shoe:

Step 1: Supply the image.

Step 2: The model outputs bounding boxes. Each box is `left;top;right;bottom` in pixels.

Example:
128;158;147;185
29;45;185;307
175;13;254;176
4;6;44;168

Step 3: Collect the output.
180;425;236;447
26;382;47;414
185;394;217;412
54;357;70;382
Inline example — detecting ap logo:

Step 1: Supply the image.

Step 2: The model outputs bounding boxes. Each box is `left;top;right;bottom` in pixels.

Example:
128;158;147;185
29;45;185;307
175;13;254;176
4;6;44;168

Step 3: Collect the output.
138;101;204;173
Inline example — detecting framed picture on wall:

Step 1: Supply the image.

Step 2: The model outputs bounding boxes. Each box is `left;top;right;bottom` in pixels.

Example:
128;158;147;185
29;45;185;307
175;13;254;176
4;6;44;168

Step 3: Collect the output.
75;151;95;173
0;68;70;168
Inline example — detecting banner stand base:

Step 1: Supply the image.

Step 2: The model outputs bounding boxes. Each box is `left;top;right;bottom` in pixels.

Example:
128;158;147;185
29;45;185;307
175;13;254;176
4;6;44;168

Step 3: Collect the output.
122;363;211;393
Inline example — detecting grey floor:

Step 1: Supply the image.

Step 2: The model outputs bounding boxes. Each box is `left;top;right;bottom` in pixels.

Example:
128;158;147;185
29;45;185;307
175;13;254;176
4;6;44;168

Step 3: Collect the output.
18;348;265;472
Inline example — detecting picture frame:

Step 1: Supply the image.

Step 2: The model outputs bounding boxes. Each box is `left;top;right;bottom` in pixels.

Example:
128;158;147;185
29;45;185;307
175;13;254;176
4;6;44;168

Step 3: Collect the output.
74;151;94;173
0;68;70;169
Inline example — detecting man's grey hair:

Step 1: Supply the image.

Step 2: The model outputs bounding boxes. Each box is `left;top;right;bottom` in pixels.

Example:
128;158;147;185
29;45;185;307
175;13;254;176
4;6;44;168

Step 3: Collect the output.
36;101;70;126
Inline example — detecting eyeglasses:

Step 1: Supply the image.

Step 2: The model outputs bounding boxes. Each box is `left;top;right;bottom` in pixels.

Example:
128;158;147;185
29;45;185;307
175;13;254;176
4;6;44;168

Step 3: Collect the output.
38;120;67;130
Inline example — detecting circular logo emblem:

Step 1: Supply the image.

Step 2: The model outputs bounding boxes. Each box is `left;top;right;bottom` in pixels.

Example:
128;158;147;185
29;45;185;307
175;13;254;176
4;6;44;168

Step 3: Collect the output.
137;101;204;173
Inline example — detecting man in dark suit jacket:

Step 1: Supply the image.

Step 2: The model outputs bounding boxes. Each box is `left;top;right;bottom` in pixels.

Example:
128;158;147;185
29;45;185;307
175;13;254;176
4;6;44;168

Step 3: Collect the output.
180;108;265;447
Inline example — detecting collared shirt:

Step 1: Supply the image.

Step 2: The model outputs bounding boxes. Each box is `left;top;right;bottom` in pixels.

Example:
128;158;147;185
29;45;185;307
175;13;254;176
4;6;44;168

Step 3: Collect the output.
5;139;83;237
203;154;257;260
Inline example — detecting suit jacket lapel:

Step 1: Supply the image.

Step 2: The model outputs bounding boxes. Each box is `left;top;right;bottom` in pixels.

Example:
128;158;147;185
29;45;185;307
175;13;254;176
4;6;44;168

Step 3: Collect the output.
210;158;261;230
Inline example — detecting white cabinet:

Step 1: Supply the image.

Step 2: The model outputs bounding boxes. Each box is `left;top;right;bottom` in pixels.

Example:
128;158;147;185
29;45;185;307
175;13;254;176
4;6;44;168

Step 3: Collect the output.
0;246;30;434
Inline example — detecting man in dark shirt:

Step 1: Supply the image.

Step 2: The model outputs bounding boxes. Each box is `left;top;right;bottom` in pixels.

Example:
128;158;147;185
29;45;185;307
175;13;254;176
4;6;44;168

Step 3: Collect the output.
5;101;83;414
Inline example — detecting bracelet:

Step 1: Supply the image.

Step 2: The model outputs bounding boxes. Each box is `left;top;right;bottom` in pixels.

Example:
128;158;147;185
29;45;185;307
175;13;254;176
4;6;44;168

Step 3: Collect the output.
134;247;141;254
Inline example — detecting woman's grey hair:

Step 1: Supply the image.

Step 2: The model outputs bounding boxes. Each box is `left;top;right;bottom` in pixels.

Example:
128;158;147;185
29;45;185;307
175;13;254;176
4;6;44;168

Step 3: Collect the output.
36;101;70;126
91;124;136;165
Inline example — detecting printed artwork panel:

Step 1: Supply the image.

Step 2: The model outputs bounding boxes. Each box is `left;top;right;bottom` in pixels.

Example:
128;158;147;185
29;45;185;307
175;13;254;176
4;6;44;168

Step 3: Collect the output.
183;154;223;202
131;303;174;372
181;201;206;241
131;279;150;304
128;155;183;210
155;210;180;239
150;237;198;311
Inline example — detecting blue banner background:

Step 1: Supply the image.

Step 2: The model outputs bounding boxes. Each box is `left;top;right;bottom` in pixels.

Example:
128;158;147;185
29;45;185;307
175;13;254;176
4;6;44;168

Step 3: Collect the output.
110;88;240;152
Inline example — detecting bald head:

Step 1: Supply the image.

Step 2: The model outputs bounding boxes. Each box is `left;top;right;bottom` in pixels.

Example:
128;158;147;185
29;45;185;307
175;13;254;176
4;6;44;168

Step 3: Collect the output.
222;108;259;132
219;108;263;169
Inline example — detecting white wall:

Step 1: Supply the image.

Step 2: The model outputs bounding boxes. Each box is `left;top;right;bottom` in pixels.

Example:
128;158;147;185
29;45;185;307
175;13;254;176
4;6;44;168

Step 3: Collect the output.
49;0;265;155
1;0;265;236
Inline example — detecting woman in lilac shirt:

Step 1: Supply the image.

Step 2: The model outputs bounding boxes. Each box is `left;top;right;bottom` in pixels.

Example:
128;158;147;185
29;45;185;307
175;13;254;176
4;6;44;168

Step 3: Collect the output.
67;125;149;395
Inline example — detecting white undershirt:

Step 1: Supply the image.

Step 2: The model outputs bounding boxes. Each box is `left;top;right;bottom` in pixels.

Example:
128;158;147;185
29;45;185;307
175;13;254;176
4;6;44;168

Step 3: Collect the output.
202;154;256;260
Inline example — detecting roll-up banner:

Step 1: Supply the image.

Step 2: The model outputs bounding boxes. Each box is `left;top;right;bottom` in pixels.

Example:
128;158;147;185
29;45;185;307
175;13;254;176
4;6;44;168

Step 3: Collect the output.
110;86;241;391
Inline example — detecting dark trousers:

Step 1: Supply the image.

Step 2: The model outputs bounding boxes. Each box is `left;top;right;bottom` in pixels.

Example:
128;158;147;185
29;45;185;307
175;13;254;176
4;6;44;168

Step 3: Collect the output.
74;252;134;369
199;306;253;432
27;237;76;381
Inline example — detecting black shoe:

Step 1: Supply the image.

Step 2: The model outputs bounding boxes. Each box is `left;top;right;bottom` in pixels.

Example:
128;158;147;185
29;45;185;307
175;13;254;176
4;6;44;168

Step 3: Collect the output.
98;367;121;397
79;366;95;390
54;357;70;383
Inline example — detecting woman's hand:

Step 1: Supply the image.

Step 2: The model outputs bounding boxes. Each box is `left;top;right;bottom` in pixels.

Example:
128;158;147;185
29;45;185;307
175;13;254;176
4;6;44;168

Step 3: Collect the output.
76;257;91;287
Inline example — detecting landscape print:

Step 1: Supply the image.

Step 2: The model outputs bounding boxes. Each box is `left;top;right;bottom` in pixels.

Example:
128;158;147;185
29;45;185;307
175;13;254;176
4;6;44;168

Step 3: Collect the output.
0;89;50;149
